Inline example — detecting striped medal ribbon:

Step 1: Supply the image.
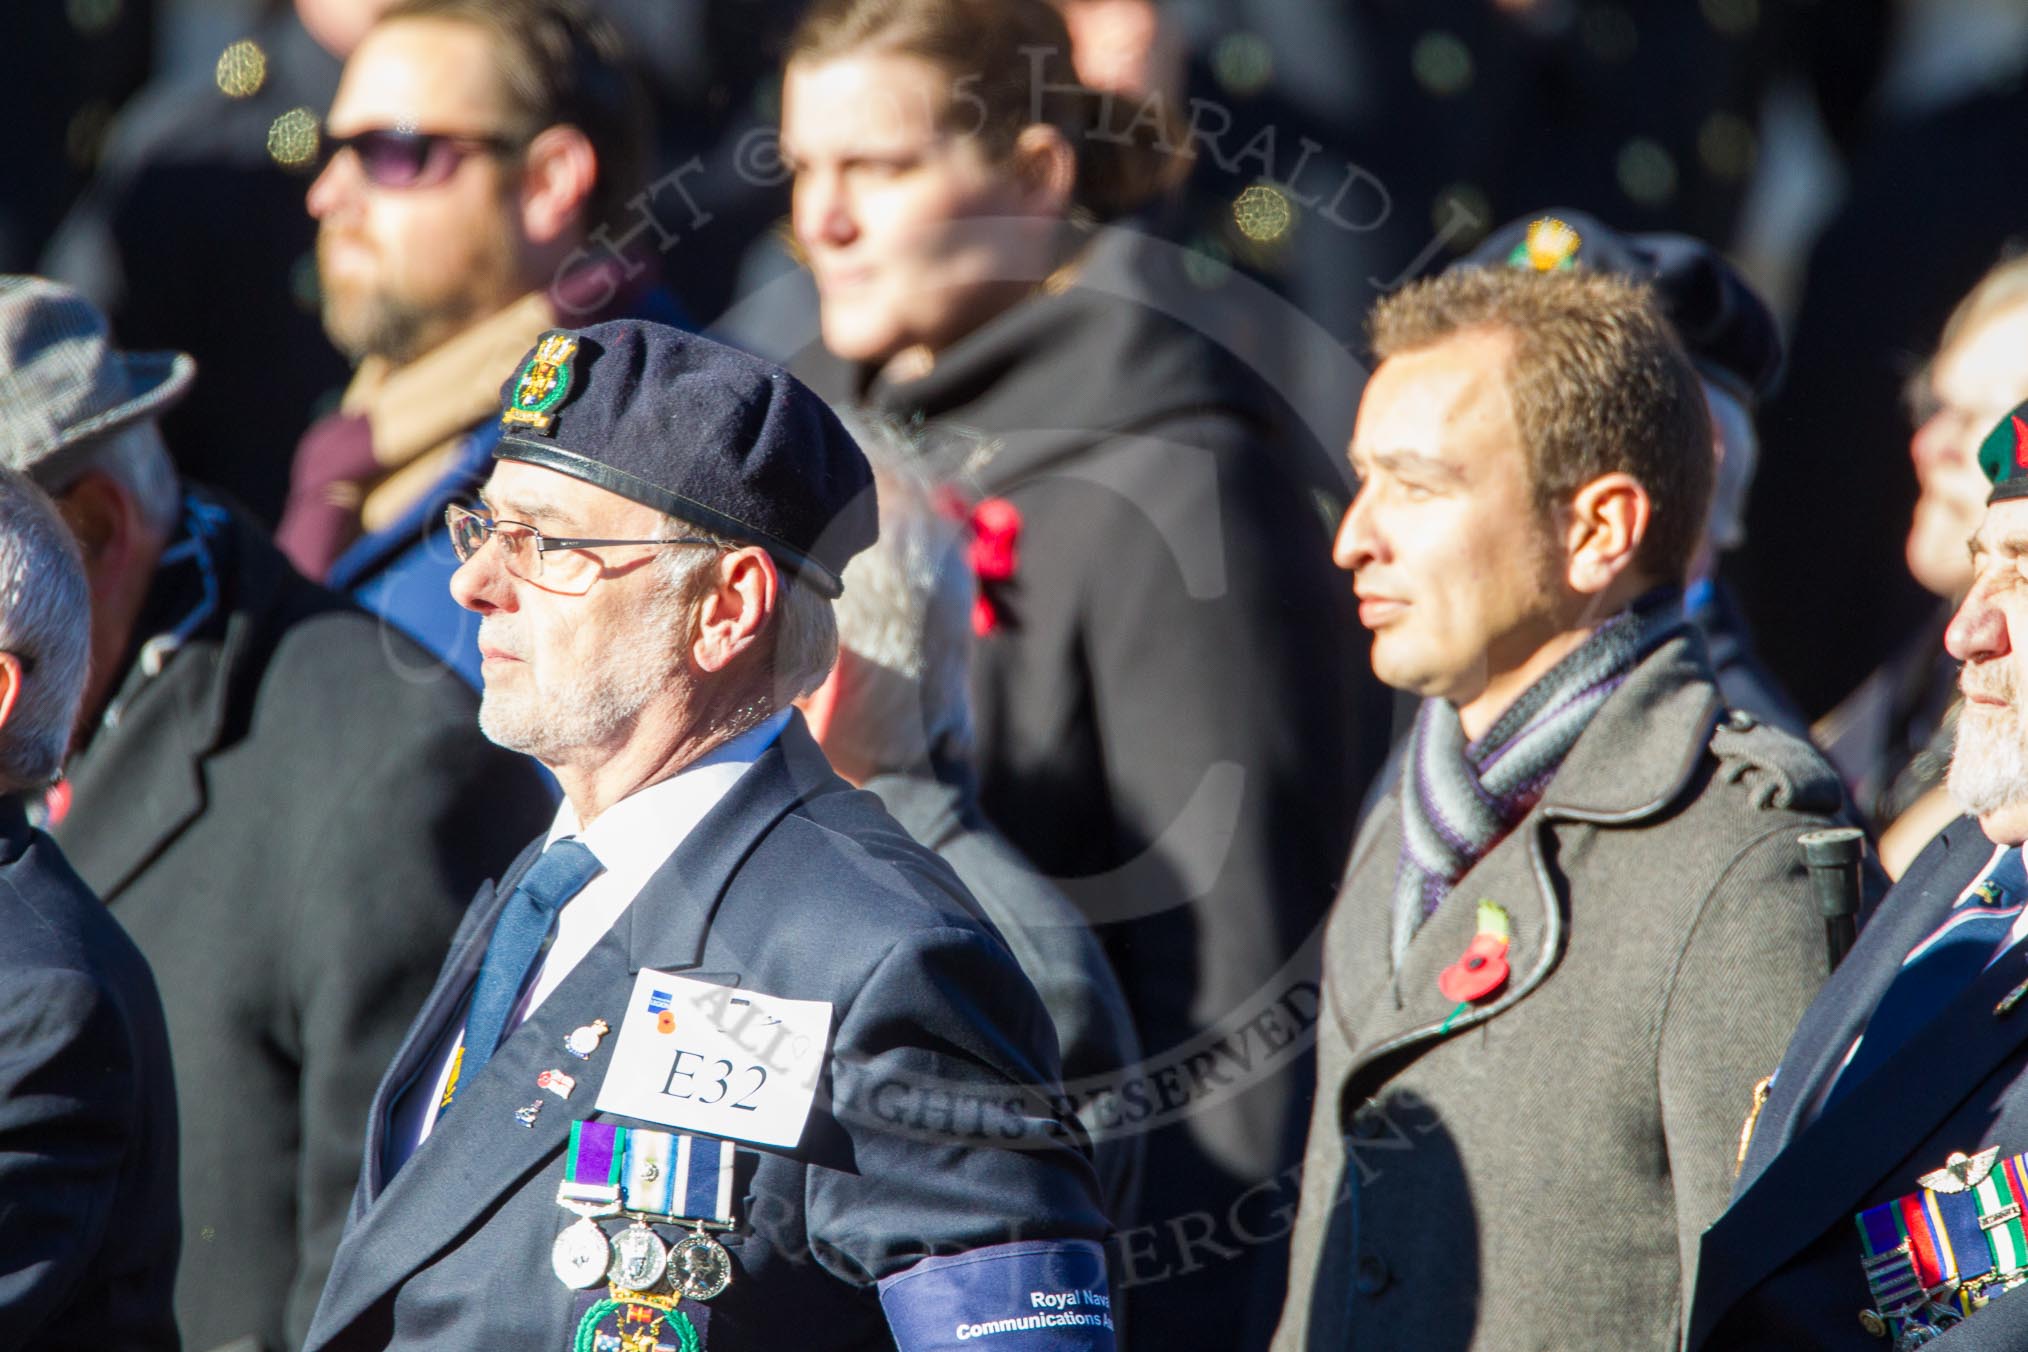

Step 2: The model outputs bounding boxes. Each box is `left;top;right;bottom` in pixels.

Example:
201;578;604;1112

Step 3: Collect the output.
619;1127;737;1304
1855;1148;2028;1346
621;1128;737;1228
560;1120;625;1210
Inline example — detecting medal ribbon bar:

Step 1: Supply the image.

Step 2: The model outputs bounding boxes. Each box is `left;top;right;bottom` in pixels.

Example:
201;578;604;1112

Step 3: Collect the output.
1855;1149;2028;1342
1857;1206;1924;1314
1973;1154;2028;1279
617;1127;736;1229
562;1120;624;1209
1928;1187;1994;1291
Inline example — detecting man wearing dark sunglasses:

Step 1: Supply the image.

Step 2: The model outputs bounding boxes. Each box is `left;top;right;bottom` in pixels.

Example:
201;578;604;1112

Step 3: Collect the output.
276;0;686;690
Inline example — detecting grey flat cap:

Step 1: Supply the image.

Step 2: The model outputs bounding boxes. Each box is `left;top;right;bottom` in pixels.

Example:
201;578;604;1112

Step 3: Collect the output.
0;275;195;485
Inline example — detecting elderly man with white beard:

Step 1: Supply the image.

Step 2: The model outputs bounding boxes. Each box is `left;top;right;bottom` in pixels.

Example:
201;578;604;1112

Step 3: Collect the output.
1690;400;2028;1349
304;319;1116;1352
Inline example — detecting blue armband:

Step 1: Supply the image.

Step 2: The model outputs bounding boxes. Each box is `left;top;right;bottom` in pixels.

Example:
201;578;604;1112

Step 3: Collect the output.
878;1239;1116;1351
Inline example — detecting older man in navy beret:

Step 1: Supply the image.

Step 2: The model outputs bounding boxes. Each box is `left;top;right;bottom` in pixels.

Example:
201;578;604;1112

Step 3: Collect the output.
306;322;1117;1352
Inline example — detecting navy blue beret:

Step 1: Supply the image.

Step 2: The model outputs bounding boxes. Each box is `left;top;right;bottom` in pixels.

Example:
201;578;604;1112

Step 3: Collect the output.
1456;209;1784;402
493;321;875;598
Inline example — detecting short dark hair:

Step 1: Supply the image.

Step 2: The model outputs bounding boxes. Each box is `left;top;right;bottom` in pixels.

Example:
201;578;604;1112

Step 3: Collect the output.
1369;267;1715;580
380;0;651;238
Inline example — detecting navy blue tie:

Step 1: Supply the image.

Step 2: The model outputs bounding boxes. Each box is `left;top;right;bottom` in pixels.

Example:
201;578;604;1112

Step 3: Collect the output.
1826;847;2028;1108
453;839;603;1103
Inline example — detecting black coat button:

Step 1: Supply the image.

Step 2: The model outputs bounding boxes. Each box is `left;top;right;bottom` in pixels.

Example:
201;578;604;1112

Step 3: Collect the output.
1354;1254;1390;1295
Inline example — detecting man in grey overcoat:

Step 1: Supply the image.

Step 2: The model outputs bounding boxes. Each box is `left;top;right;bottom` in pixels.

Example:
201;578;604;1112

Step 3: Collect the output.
1273;265;1873;1350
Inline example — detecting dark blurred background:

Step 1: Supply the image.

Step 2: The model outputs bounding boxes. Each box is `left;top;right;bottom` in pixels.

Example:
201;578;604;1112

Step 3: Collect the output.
11;0;2028;723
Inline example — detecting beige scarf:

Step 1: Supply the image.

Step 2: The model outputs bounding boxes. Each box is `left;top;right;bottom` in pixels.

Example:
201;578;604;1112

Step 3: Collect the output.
344;291;558;532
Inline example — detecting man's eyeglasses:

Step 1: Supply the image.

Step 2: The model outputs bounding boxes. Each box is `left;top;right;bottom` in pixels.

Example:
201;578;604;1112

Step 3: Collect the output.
320;127;522;190
445;504;718;591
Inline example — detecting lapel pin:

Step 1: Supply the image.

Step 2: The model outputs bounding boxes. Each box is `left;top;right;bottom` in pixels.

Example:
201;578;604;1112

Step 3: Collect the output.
1998;978;2028;1018
564;1018;611;1060
1917;1147;2001;1195
538;1068;577;1100
646;989;678;1036
1439;901;1513;1006
515;1100;544;1128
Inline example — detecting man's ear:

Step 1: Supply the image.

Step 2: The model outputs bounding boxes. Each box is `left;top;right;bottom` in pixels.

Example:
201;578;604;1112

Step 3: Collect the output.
1008;124;1077;218
519;124;599;247
53;471;137;603
1561;471;1651;596
0;652;21;739
691;548;780;674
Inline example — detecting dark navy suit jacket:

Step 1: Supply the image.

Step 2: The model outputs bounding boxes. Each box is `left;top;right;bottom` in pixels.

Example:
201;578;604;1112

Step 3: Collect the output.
1691;814;2028;1348
305;717;1110;1351
0;796;179;1349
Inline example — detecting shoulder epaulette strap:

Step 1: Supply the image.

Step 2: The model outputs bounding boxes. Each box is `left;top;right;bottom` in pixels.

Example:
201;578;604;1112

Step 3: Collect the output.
1710;709;1844;814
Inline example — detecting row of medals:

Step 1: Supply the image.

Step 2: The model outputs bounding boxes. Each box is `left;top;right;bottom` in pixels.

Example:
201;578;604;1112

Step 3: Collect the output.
552;1192;733;1303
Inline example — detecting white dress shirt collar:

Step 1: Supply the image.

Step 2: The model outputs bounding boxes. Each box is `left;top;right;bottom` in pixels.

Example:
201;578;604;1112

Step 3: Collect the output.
545;710;794;902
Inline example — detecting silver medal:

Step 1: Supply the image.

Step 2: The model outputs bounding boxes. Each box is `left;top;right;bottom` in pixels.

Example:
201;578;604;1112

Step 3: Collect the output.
607;1220;669;1292
670;1229;733;1301
550;1217;611;1290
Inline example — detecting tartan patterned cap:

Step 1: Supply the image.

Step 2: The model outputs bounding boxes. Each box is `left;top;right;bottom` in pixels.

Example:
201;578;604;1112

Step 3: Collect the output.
1978;400;2028;504
0;275;195;487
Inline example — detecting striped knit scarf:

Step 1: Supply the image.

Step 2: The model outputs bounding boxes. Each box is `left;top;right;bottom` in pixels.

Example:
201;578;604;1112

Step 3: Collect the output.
1392;590;1686;967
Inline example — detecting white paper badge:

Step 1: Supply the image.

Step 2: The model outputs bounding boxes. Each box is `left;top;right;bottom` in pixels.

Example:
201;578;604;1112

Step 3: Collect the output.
594;970;833;1149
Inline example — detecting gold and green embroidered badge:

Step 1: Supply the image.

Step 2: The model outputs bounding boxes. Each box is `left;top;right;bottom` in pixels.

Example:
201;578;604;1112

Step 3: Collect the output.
1508;216;1582;272
502;332;580;434
573;1293;700;1352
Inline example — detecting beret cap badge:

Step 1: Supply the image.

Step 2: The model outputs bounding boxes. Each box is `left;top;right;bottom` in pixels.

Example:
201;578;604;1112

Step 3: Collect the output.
1511;216;1582;273
1976;401;2028;505
1463;207;1784;400
490;320;879;599
501;332;580;434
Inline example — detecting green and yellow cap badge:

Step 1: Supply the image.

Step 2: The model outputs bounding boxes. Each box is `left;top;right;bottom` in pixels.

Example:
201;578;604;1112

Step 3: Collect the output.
500;331;579;434
1977;400;2028;504
1507;216;1583;272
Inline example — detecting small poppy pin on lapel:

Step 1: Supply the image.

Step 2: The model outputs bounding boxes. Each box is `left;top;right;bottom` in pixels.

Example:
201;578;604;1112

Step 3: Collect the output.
1439;901;1513;1006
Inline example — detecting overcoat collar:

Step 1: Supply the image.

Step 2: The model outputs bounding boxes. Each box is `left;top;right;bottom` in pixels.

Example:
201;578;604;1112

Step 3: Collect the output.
314;715;844;1341
1689;815;2028;1348
57;500;290;901
1330;634;1723;1096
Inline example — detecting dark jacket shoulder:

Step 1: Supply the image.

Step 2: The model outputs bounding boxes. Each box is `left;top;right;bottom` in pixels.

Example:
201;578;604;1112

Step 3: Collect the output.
0;804;179;1350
